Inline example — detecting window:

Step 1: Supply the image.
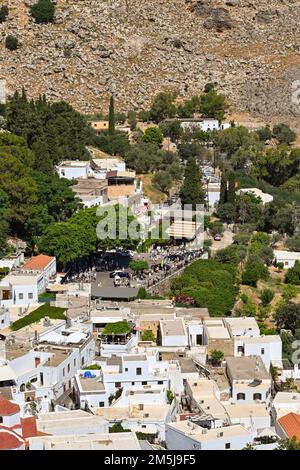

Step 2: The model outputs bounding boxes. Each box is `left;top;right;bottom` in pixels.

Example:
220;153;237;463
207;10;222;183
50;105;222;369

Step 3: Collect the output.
63;384;66;393
142;425;146;429
237;393;245;401
253;393;262;401
237;346;244;353
136;368;142;376
125;368;128;372
28;293;33;299
0;417;2;423
40;373;44;386
20;384;25;392
18;293;24;300
115;382;121;388
30;377;38;383
74;358;76;367
69;380;71;389
62;367;65;377
158;381;163;385
261;348;265;355
81;357;85;366
131;382;135;386
142;381;147;385
99;402;105;407
225;443;231;450
67;363;70;373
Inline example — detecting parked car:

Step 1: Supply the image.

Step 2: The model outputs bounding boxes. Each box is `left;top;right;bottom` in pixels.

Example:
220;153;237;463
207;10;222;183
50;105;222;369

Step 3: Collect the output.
109;270;131;279
214;234;222;241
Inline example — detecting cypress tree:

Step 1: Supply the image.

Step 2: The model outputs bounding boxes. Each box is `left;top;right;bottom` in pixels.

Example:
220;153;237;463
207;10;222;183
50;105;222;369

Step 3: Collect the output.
219;172;228;204
180;157;205;210
227;172;236;205
108;94;115;135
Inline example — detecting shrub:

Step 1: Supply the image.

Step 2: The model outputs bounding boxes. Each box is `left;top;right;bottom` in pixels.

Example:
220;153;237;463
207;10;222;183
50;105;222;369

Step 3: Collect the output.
31;0;55;24
82;364;101;370
211;350;224;366
285;262;300;285
129;260;149;272
0;5;9;23
141;330;156;342
283;284;298;301
102;321;132;335
260;289;275;307
167;389;174;404
5;35;19;51
11;305;66;331
109;423;130;433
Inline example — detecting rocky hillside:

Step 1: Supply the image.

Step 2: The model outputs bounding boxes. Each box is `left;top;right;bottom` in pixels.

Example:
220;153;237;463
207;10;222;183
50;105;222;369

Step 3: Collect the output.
2;0;300;126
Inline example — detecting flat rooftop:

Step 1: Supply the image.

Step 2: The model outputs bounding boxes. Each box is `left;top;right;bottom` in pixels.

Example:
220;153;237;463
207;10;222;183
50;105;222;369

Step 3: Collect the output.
160;319;186;337
95;404;170;420
58;160;90;167
78;376;105;392
226;356;270;381
28;432;140;450
225;317;259;331
0;274;39;286
273;392;300;404
123;355;147;362
205;320;231;339
224;403;270;419
187;378;219;399
167;422;251;442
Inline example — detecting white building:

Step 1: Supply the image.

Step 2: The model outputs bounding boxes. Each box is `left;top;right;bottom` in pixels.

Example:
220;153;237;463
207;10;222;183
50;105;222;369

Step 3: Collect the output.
224;317;260;338
0;274;39;307
236;188;274;205
160;319;188;347
272;392;300;420
94;400;176;441
5;322;95;412
234;335;282;370
23;255;57;293
35;409;108;436
226;357;272;407
74;370;108;409
274;250;300;269
223;404;271;433
166;421;253;450
28;431;141;450
56;160;92;180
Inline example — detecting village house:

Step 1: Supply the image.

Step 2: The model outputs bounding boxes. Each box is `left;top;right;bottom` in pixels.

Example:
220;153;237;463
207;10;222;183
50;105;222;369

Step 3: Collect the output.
0;273;39;307
272;392;300;420
56;160;92;180
165;421;253;450
226;357;272;407
274;250;300;269
23;255;57;294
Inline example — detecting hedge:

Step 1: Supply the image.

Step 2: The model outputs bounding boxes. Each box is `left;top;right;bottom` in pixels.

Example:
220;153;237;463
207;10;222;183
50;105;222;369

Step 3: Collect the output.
11;304;66;331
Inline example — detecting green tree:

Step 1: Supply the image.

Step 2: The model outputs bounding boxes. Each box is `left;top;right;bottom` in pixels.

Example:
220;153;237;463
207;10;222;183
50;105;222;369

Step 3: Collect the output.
108;95;115;135
127;110;137;130
129;260;149;272
153;170;173;194
180;157;205;209
285;262;300;285
277;437;300;450
211;350;224;366
257;127;272;142
227;172;236;205
159;120;182;143
260;289;275;307
283;284;298;301
150;91;177;123
273;123;296;145
138;109;151;122
167;389;174;404
142;127;164;146
242;261;269;287
275;302;300;334
31;0;55;24
5;35;19;51
219;172;228;205
200;89;227;121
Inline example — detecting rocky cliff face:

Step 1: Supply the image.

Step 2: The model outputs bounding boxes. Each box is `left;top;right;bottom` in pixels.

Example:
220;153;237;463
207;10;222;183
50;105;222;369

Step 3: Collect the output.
2;0;300;126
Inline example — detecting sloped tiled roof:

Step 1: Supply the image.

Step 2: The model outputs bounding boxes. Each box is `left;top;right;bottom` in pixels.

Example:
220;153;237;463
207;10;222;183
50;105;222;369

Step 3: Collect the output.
0;431;24;450
278;412;300;440
0;396;20;416
23;254;55;270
